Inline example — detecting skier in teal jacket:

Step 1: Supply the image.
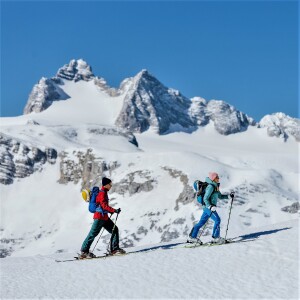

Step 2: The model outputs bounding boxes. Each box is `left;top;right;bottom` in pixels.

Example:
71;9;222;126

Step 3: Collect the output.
188;172;234;244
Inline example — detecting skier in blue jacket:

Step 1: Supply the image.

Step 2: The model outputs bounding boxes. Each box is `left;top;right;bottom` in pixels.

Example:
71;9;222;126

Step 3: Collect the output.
188;172;234;244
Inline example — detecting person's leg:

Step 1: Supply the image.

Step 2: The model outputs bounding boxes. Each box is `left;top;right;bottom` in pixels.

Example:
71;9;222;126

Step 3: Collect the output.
81;219;105;252
210;211;221;238
103;218;119;252
190;208;211;238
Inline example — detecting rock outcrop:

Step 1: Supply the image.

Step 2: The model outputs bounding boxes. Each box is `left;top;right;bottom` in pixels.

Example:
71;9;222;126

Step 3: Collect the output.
0;134;57;184
58;149;120;188
258;113;300;141
23;77;69;114
115;70;196;134
56;59;94;82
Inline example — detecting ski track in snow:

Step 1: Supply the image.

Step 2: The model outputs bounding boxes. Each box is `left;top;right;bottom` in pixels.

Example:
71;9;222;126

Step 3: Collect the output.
1;220;298;299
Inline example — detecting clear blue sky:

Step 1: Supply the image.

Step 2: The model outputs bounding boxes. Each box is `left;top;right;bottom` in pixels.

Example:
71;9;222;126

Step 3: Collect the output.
1;0;298;121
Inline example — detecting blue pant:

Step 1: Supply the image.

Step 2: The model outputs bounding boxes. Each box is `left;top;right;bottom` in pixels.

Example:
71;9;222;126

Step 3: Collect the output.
190;208;221;238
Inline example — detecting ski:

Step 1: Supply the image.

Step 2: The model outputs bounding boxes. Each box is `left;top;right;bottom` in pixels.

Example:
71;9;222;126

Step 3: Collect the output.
54;242;185;263
184;239;234;248
55;252;128;263
55;239;253;263
184;238;254;248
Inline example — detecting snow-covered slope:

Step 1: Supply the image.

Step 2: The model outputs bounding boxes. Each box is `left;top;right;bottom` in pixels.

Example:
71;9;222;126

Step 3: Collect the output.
0;58;299;260
1;219;298;299
0;121;298;257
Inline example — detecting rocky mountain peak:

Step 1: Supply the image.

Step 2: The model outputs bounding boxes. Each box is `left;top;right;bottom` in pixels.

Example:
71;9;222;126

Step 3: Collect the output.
23;77;70;114
21;59;299;141
258;112;300;141
56;59;94;82
115;70;195;134
129;69;160;89
188;98;256;135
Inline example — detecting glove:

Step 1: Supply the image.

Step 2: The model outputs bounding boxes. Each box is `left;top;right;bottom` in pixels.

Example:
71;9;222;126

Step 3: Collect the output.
230;192;235;198
114;208;121;214
209;205;216;212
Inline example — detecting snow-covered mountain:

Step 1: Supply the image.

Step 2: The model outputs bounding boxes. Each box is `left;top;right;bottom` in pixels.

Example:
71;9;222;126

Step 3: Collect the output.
0;59;299;260
22;58;300;138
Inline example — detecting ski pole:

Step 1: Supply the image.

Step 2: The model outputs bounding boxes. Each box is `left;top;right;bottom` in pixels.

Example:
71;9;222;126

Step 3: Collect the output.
224;194;234;242
106;212;120;253
111;212;119;236
91;213;113;253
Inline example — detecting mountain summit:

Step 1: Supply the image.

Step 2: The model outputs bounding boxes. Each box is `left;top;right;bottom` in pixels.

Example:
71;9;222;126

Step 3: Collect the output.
116;69;195;134
56;59;94;82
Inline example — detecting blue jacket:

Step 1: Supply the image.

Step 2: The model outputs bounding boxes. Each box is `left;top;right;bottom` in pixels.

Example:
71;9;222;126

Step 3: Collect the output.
203;177;228;208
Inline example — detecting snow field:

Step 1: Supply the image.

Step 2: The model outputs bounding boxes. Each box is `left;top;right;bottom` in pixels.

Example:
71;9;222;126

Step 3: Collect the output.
1;219;298;299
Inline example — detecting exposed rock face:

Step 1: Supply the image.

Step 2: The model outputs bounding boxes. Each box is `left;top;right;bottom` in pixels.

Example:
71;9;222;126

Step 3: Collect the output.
205;100;255;135
56;59;94;82
58;149;120;188
258;113;300;141
189;97;255;135
86;127;138;147
111;170;157;196
189;97;209;126
23;77;70;114
115;77;256;135
0;134;57;184
115;70;196;134
94;77;121;97
162;167;195;210
281;202;299;213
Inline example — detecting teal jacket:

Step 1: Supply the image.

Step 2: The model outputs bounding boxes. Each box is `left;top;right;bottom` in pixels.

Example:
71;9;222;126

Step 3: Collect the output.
203;177;229;208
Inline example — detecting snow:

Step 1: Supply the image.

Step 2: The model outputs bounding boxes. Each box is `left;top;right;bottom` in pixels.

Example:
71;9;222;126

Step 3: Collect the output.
0;67;299;298
1;219;298;299
31;80;126;126
1;124;298;257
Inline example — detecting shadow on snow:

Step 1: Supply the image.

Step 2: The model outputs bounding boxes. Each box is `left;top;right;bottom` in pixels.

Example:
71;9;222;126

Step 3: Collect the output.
237;227;291;241
129;227;291;254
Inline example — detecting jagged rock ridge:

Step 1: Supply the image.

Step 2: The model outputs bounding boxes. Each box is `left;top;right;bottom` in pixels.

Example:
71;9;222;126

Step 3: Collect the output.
56;59;94;82
22;59;298;140
0;134;57;184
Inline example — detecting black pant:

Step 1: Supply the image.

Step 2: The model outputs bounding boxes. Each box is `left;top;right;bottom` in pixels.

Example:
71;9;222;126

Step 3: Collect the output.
81;218;119;252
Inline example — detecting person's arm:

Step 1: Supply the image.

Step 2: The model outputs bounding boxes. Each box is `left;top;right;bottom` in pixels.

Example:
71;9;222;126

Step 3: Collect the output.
97;192;116;213
217;191;229;200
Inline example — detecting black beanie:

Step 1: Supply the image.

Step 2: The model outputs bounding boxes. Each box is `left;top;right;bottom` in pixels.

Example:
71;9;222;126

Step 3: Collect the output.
102;177;112;186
